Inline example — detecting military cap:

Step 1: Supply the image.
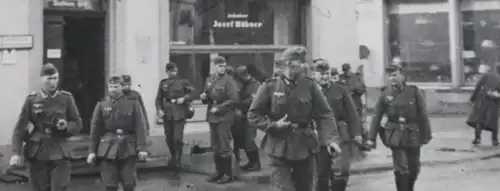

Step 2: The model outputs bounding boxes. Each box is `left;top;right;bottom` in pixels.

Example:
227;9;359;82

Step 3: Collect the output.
212;56;226;65
313;59;330;72
235;65;250;77
165;62;177;71
107;75;123;84
121;75;132;84
40;63;59;76
385;64;403;73
280;46;307;62
341;63;351;71
330;67;339;76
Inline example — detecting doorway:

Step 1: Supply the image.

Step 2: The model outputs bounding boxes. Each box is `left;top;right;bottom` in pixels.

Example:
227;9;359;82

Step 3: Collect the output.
44;14;106;134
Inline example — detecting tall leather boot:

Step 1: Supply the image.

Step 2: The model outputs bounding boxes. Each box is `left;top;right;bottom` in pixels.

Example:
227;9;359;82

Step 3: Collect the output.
233;148;241;163
206;155;224;183
217;156;235;184
240;150;261;172
173;142;183;173
331;179;348;191
167;141;177;167
492;130;499;146
473;125;482;145
394;172;410;191
408;172;418;191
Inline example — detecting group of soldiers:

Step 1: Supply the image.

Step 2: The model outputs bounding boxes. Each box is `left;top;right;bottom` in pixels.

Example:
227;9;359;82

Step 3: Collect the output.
9;63;150;191
8;46;434;191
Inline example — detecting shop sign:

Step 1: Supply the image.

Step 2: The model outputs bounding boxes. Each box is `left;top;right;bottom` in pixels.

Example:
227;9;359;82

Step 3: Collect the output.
44;0;104;11
0;35;33;50
212;13;263;28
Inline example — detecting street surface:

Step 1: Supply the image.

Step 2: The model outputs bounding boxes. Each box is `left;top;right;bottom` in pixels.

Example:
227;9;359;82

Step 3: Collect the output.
348;157;500;191
2;157;500;190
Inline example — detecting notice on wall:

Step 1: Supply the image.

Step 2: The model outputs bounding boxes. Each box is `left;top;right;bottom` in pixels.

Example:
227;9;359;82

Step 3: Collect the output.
47;49;61;59
1;49;17;65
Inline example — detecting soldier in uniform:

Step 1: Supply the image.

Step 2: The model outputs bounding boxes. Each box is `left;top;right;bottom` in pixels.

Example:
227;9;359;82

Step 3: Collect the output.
367;65;432;191
200;56;239;184
86;76;148;191
247;47;341;191
233;65;262;171
155;62;194;171
121;75;150;133
10;63;82;191
339;63;368;148
313;59;362;191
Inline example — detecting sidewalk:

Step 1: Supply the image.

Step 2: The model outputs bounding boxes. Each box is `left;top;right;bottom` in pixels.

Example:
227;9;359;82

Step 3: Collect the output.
2;116;500;184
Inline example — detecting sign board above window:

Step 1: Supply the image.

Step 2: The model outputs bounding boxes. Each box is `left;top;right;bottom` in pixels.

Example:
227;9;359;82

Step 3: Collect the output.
44;0;105;12
0;35;33;50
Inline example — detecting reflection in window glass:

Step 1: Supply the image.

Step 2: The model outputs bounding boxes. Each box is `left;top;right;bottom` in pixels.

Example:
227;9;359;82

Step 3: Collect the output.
389;12;451;83
462;10;500;86
169;0;303;45
170;53;274;96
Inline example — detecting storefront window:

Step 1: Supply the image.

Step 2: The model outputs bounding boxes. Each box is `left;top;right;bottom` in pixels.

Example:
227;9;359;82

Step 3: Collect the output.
169;0;305;95
170;0;303;46
461;10;500;86
389;12;451;83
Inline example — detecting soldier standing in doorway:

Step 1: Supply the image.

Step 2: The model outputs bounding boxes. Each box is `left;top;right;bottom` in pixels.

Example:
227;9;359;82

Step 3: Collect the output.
10;63;82;191
247;47;341;191
313;59;362;191
201;56;239;184
233;65;262;172
339;63;368;148
367;65;432;191
121;75;150;134
155;62;194;171
86;76;148;191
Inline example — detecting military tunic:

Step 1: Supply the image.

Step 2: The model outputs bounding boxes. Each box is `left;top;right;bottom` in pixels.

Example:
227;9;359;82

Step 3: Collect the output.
233;78;260;152
155;76;194;167
248;76;340;191
316;82;361;190
467;72;500;132
89;95;147;191
203;74;239;157
11;90;82;191
368;84;431;191
123;90;150;132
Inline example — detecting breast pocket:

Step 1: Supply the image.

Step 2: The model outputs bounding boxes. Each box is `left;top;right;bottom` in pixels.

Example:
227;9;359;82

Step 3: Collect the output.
329;96;343;113
297;97;312;114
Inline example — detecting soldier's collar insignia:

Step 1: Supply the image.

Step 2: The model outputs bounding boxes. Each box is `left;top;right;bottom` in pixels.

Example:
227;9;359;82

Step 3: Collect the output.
273;92;285;97
33;103;42;109
386;96;394;101
40;90;60;98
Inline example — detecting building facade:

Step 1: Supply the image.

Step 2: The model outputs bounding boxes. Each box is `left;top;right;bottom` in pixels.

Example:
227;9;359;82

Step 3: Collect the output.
0;0;360;145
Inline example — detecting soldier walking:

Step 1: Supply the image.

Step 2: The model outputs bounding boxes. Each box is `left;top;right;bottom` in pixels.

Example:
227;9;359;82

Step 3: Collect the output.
121;75;150;134
247;47;341;191
86;76;148;191
367;65;432;191
201;56;239;184
155;62;194;171
233;65;261;172
313;59;362;191
466;64;500;146
339;63;368;148
10;63;82;191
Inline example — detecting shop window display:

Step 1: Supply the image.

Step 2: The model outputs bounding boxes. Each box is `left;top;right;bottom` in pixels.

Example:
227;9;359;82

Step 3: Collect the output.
389;12;451;83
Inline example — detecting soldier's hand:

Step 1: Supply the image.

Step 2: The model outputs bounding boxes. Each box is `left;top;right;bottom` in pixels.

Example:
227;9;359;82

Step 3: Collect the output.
138;151;148;161
56;119;68;130
366;140;376;148
177;97;185;104
210;107;219;113
157;110;165;117
353;136;363;144
86;153;96;164
275;114;291;129
327;142;341;157
9;155;21;167
200;93;207;100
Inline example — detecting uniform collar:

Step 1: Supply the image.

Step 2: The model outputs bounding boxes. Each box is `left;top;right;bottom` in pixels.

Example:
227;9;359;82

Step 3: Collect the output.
40;89;59;98
109;94;124;103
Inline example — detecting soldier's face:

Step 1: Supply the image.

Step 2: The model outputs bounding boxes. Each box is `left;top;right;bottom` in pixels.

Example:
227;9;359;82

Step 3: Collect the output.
42;73;59;92
215;63;226;74
331;74;340;82
314;71;331;84
387;71;404;85
167;68;178;76
108;83;123;96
